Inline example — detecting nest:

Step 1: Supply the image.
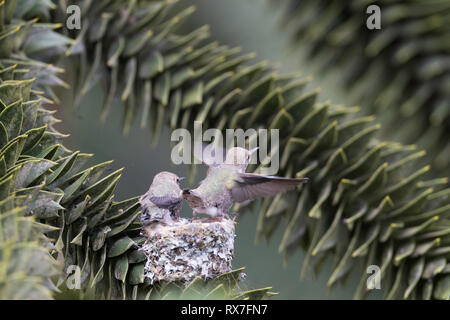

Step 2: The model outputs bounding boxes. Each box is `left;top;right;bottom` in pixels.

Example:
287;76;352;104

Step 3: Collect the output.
141;218;235;285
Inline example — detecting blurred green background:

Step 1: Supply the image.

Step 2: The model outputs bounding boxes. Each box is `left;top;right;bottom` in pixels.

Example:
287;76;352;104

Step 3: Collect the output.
54;0;378;299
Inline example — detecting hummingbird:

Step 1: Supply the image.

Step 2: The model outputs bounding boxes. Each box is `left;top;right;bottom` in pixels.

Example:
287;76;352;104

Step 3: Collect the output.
182;147;309;219
139;171;185;225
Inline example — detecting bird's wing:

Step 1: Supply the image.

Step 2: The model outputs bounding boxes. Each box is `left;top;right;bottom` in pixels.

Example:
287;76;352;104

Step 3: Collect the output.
182;189;205;208
149;196;182;211
230;173;309;203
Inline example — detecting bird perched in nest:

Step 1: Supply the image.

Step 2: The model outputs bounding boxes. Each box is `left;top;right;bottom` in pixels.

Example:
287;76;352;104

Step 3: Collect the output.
139;171;185;225
182;146;309;220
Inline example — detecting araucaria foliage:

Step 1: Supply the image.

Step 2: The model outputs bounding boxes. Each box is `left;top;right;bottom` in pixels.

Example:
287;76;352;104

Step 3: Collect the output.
0;0;448;300
274;0;450;175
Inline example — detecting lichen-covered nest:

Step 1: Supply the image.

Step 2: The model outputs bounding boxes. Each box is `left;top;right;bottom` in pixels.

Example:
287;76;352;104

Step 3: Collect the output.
141;218;235;284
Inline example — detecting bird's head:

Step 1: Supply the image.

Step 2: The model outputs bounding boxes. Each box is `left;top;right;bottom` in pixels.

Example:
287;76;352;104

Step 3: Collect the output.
153;172;185;186
225;147;259;170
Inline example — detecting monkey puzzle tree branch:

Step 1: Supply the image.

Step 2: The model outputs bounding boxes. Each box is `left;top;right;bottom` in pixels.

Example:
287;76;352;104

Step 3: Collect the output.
49;0;450;300
1;0;449;300
271;0;450;175
0;0;274;300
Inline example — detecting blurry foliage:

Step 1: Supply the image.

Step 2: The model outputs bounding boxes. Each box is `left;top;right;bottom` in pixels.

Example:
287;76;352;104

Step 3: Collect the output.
0;206;60;299
274;0;450;174
0;0;273;300
0;0;449;300
53;267;276;300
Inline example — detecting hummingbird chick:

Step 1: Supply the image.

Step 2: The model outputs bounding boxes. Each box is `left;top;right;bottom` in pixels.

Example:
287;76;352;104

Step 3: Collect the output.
139;172;185;225
182;147;309;220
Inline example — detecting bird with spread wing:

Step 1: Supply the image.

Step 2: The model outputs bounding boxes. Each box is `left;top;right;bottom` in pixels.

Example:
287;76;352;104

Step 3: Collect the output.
182;146;309;220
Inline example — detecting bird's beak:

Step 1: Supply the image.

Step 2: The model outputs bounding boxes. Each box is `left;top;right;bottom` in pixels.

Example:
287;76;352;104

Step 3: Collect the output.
178;177;186;181
249;147;259;155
